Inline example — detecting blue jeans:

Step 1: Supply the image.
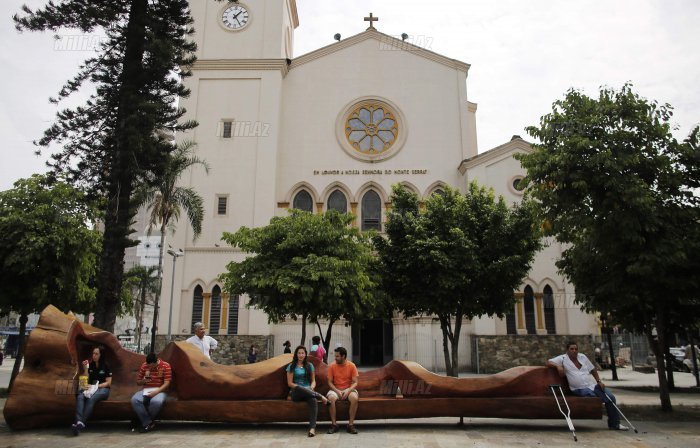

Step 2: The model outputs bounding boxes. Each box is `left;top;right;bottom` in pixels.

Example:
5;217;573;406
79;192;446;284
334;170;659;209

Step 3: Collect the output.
75;387;110;423
572;385;620;429
130;390;167;427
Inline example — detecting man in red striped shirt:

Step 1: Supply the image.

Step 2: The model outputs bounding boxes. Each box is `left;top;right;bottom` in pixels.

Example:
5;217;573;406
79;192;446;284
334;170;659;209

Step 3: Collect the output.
130;353;171;432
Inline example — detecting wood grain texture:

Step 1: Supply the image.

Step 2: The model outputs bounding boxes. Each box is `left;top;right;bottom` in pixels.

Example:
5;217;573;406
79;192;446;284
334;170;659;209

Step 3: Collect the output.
3;306;602;430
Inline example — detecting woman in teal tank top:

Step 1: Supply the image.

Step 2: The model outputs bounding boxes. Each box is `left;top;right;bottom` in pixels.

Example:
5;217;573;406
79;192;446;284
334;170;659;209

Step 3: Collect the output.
286;346;329;437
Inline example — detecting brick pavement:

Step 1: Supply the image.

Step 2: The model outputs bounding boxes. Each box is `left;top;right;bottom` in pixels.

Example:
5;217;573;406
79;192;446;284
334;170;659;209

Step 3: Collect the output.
1;409;700;448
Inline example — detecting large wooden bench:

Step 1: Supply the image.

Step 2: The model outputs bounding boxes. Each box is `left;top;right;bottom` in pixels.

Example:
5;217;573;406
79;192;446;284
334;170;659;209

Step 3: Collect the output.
3;306;602;429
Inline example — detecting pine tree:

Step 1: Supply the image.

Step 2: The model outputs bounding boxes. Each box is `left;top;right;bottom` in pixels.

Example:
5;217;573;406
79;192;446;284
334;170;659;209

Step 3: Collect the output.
14;0;197;331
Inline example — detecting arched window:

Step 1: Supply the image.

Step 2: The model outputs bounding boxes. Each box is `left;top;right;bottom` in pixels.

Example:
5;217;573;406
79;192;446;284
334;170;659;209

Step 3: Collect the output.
327;190;347;213
543;284;556;334
227;295;239;335
293;190;313;212
361;190;381;231
432;188;445;197
191;285;203;329
210;285;222;334
505;307;516;335
524;286;536;335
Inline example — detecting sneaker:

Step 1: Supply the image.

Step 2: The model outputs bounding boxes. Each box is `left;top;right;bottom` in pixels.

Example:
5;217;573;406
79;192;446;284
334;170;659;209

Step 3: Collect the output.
139;422;156;433
347;424;358;434
71;423;79;436
327;424;339;434
611;424;629;431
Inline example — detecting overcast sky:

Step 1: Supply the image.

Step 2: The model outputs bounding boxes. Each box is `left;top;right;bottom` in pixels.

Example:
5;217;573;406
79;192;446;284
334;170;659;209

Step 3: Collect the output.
2;0;699;191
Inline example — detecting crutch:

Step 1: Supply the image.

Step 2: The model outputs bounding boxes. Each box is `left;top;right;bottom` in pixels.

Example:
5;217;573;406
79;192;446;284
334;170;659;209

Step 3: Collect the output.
601;389;638;433
549;384;578;442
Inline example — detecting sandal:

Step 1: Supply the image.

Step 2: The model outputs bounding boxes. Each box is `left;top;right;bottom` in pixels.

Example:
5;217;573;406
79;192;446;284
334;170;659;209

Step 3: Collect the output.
347;424;358;434
327;424;339;434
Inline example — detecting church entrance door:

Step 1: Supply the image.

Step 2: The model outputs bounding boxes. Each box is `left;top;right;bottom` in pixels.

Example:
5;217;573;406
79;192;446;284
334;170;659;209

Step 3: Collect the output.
352;319;393;366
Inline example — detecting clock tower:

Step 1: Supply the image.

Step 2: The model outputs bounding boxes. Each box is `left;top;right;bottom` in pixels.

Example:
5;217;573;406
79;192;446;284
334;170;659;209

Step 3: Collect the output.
171;0;300;280
188;0;298;60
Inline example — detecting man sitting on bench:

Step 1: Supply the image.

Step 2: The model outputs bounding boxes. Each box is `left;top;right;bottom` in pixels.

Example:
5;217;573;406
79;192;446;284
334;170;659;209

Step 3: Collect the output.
326;346;359;434
547;341;628;431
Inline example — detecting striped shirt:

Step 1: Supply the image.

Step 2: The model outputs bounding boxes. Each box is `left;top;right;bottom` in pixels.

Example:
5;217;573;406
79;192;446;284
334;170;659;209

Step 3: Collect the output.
137;359;172;388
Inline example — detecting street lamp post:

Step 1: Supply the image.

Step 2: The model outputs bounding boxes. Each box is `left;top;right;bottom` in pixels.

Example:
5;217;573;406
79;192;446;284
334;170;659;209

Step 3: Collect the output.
166;248;184;341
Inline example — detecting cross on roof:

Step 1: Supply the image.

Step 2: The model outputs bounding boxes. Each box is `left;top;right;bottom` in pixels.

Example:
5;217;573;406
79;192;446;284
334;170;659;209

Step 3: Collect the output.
364;12;378;30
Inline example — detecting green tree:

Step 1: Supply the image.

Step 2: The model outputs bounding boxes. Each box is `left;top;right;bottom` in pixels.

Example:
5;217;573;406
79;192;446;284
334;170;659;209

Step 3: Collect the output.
0;175;101;390
375;184;541;376
123;265;159;353
134;140;208;352
518;84;700;411
14;0;197;332
220;210;382;354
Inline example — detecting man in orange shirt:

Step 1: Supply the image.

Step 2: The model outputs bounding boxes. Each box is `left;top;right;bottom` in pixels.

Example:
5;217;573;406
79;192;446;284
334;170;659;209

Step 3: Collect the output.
326;346;359;434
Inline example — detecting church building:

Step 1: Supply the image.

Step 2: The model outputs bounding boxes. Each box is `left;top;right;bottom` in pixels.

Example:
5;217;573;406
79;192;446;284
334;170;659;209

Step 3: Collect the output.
162;0;599;370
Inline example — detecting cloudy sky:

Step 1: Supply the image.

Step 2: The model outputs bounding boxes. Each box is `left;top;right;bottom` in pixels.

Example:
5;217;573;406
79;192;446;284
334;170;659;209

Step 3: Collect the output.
2;0;699;190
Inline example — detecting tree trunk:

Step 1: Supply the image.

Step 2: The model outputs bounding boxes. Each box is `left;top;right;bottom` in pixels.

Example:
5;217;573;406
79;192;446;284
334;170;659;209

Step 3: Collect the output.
664;343;675;390
689;333;699;387
150;225;167;352
8;313;28;393
299;313;307;347
93;0;148;333
603;317;618;380
438;316;454;376
450;316;463;377
322;320;335;363
136;281;147;353
645;319;672;412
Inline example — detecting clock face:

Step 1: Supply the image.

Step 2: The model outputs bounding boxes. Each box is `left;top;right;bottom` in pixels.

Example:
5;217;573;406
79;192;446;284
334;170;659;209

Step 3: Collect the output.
222;4;250;30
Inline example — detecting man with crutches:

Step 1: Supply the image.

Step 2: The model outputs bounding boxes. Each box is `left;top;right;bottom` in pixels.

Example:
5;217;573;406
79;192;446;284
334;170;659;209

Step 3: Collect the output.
547;341;629;431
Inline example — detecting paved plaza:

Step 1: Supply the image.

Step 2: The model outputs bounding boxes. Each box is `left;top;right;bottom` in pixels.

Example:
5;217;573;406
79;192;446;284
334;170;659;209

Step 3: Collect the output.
1;361;699;447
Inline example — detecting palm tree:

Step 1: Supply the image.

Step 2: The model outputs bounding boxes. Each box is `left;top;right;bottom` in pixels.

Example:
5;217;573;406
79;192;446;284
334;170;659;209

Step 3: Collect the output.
123;265;159;352
135;140;209;353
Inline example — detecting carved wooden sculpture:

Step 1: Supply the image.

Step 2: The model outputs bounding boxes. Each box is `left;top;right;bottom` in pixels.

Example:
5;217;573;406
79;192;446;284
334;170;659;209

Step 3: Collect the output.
4;306;601;429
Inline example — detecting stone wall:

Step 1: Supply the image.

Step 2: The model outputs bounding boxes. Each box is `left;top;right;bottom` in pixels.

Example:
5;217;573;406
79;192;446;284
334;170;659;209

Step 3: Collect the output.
471;335;595;373
155;334;274;366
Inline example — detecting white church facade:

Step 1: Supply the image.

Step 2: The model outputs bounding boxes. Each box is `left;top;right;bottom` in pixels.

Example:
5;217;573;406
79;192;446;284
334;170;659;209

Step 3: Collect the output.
160;0;599;369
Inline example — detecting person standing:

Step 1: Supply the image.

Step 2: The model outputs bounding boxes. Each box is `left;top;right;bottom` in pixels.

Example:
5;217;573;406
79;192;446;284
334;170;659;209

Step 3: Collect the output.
283;340;292;354
326;346;359;434
286;345;329;437
185;322;218;359
130;353;171;433
247;345;258;363
71;346;112;436
546;341;628;431
310;335;326;362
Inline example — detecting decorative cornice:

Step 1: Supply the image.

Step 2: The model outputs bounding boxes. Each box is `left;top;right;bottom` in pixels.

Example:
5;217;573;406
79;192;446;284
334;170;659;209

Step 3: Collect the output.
289;29;470;73
289;0;299;29
185;246;243;254
190;59;289;77
458;137;533;174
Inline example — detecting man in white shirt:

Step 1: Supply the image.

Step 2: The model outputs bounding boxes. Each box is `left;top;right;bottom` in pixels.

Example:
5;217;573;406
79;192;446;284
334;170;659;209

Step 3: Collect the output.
185;322;218;360
547;341;628;431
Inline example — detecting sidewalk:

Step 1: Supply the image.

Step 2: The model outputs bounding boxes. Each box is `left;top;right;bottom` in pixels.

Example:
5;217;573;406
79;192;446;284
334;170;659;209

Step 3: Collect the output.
2;363;699;447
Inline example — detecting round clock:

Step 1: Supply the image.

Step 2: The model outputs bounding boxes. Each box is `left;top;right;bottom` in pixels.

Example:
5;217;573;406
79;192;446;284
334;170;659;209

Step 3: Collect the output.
221;4;250;30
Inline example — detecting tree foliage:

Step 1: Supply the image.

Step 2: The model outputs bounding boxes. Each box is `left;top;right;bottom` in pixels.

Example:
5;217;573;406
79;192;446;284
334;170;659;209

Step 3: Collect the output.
375;183;541;376
0;174;101;389
517;84;700;411
134;140;208;352
14;0;197;332
220;210;383;352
